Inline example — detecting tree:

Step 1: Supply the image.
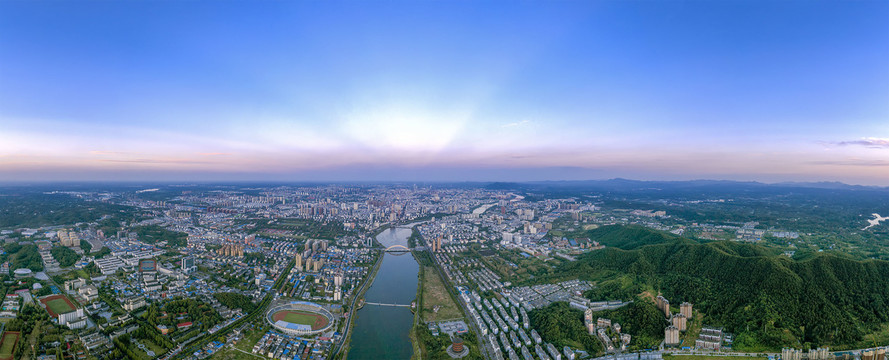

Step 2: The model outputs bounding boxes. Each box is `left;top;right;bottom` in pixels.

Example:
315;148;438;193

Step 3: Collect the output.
51;246;81;267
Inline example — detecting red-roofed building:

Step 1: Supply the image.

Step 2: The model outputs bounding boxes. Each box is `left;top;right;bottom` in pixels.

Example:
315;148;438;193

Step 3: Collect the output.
177;322;193;330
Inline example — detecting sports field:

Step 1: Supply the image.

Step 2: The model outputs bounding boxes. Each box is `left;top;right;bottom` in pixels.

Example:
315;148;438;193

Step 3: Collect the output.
40;295;76;317
272;310;329;330
0;331;20;360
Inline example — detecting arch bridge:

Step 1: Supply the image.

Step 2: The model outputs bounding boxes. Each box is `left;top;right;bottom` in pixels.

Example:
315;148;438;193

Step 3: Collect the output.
384;244;411;253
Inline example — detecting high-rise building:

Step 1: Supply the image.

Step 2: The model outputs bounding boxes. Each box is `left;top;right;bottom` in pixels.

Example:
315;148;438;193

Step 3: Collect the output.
808;347;832;360
334;274;343;287
680;302;693;318
216;244;244;257
295;254;303;270
181;256;196;274
656;296;670;316
783;348;803;360
665;326;680;345
672;313;687;331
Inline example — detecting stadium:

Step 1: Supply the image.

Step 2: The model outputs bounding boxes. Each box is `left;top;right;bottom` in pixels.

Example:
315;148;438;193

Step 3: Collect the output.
266;301;334;336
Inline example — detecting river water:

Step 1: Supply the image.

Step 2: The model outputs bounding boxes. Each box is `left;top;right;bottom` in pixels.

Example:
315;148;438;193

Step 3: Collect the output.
348;227;419;360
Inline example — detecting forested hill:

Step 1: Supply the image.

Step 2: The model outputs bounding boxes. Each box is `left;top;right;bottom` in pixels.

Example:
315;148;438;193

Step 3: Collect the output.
562;226;889;350
584;225;696;250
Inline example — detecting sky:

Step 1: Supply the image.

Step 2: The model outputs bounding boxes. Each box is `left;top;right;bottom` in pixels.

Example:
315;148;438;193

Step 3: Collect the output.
1;1;888;184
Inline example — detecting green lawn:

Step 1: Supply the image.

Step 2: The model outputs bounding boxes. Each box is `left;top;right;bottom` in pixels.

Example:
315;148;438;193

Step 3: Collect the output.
419;266;463;322
0;332;20;359
234;325;269;352
142;338;168;356
281;312;320;326
46;298;75;315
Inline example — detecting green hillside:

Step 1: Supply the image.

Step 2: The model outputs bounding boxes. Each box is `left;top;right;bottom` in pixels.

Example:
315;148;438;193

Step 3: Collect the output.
558;226;889;350
585;225;690;250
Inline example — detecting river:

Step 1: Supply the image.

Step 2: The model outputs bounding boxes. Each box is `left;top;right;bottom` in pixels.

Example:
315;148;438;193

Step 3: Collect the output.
348;226;419;359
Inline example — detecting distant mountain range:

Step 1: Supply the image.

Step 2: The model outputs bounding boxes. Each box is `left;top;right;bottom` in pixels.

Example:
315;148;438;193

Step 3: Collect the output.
485;178;889;192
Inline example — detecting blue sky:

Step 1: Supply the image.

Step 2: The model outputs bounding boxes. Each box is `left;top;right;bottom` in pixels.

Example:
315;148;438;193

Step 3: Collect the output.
1;1;887;184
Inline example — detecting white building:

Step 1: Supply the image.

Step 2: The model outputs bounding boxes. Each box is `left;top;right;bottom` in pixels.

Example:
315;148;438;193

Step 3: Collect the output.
59;308;87;329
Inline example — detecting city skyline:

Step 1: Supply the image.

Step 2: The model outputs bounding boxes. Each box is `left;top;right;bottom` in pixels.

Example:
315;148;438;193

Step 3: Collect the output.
1;1;888;185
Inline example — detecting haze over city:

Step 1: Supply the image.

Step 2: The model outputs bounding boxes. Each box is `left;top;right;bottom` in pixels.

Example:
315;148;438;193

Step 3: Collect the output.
1;1;888;184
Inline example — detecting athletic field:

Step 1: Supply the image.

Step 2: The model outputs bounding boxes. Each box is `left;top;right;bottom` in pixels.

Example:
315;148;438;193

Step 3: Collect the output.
271;310;329;330
0;331;20;360
40;295;76;317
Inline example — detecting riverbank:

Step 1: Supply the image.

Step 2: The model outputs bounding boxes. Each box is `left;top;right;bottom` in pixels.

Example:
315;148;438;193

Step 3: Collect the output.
347;227;420;360
332;248;384;360
410;252;425;360
410;245;487;360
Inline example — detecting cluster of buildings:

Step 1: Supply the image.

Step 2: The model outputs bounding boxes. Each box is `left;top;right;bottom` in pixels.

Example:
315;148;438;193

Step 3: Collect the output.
861;348;888;360
782;348;834;360
0;294;20;318
0;184;842;360
507;280;594;310
58;229;82;247
694;326;731;350
585;314;632;352
458;287;578;360
215;243;245;257
659;296;694;347
63;278;99;303
250;330;333;360
282;240;374;305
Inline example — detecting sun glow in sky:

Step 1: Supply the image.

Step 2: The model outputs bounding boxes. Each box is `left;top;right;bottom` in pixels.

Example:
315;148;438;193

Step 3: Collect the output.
1;1;888;184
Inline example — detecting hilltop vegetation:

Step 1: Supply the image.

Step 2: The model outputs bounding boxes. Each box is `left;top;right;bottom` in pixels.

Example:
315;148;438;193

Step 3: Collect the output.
530;302;604;354
549;225;889;351
582;225;694;250
530;293;666;354
50;246;80;267
133;225;188;248
0;192;134;230
1;243;43;271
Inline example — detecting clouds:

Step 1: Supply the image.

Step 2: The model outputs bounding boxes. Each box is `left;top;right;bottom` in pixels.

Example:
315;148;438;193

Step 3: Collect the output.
1;2;888;184
501;120;530;128
830;137;889;149
809;159;889;167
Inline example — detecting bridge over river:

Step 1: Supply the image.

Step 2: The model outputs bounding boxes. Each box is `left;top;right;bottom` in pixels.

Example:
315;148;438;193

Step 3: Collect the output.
382;244;422;253
364;302;412;308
